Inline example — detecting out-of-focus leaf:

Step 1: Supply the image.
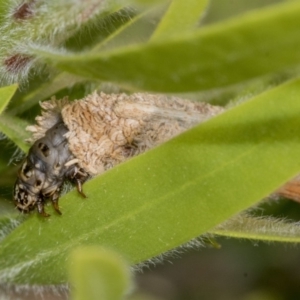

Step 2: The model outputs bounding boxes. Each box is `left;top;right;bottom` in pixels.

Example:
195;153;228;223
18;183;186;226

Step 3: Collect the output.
211;214;300;243
151;0;209;41
0;114;30;152
93;4;166;52
36;2;300;92
0;84;18;115
9;73;84;116
70;247;131;300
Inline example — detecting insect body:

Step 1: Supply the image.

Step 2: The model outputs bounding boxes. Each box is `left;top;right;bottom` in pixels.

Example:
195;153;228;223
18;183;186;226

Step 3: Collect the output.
14;121;88;217
14;92;225;216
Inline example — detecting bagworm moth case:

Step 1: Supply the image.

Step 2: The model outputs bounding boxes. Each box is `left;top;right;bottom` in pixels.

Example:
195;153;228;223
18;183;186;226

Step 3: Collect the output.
15;92;224;215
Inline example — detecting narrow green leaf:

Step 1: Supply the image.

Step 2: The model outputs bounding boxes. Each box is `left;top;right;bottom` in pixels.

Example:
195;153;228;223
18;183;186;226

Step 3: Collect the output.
64;4;129;51
70;247;131;300
93;4;167;52
2;79;300;284
151;0;209;41
204;0;284;24
9;73;84;116
36;1;300;92
211;214;300;243
0;114;30;152
0;84;18;115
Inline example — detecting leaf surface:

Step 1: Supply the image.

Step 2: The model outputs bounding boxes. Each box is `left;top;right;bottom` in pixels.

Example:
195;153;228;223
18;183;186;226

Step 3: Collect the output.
0;84;18;115
150;0;208;41
0;114;30;152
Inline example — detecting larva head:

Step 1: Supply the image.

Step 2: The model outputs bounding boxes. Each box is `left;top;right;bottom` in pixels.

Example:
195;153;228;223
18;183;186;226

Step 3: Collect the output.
14;158;45;213
13;121;88;216
13;122;70;214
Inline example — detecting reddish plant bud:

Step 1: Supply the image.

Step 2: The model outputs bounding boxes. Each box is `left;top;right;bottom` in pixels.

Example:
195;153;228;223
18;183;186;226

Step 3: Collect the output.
13;1;36;20
4;54;32;73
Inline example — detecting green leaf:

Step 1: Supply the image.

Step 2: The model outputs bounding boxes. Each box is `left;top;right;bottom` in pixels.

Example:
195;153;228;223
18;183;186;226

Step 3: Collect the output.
8;73;84;116
64;4;130;52
1;79;300;284
93;3;167;52
0;114;30;152
0;84;18;115
203;0;284;24
211;214;300;243
35;1;300;92
150;0;209;41
70;247;131;300
0;215;24;243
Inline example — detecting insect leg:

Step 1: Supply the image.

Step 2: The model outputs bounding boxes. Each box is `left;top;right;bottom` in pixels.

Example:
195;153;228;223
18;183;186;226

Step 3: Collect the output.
50;190;62;215
36;196;50;217
66;165;89;198
75;178;87;198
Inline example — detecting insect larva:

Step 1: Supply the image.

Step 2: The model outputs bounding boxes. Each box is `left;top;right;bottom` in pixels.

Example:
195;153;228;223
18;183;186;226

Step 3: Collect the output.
14;122;88;217
14;92;225;216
